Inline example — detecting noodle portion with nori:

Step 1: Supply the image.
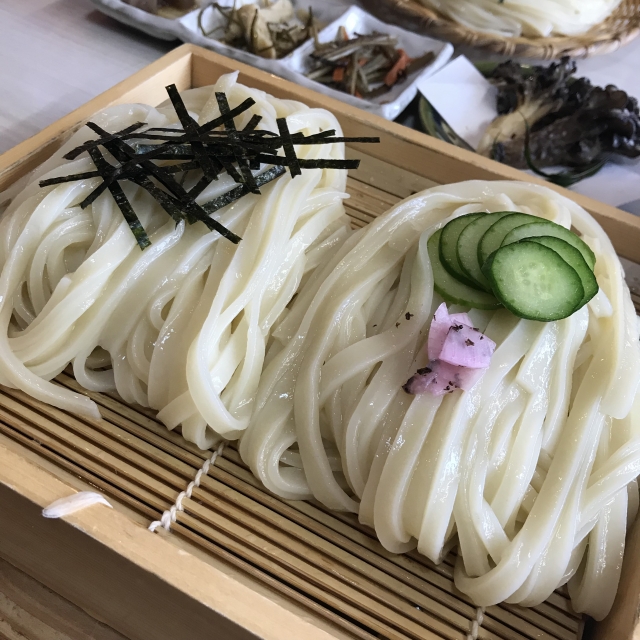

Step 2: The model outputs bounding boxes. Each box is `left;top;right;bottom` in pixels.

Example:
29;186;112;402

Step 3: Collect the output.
40;83;377;249
241;180;640;620
0;72;356;446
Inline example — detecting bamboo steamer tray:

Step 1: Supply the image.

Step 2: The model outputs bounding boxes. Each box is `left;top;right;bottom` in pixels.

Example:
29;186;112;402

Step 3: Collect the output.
0;44;639;640
360;0;640;59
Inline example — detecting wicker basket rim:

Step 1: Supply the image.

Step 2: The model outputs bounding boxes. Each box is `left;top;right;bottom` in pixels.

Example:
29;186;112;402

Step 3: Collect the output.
361;0;640;60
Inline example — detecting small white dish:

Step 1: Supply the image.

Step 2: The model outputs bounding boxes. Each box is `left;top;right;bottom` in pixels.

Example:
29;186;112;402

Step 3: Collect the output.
282;6;454;120
181;0;346;41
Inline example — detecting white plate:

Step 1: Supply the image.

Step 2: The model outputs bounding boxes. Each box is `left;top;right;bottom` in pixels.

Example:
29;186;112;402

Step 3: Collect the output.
89;0;453;119
89;0;181;40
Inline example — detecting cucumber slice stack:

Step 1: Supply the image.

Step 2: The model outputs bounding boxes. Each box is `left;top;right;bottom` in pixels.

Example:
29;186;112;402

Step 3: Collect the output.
432;212;599;321
428;231;502;310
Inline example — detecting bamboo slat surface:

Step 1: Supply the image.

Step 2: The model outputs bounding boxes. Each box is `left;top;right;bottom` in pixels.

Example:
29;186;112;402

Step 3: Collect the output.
0;376;585;640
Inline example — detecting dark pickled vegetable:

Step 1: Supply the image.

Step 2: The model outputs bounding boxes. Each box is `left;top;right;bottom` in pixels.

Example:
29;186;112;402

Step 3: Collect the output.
477;57;640;174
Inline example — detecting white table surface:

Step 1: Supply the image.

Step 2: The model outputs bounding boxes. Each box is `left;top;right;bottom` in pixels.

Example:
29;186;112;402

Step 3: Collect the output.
0;0;173;155
1;0;640;210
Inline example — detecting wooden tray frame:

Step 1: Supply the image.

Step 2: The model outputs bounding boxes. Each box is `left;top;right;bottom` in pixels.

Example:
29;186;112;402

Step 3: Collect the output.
0;44;639;640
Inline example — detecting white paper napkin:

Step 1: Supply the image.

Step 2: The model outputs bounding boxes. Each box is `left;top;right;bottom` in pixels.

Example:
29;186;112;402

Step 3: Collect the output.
416;56;497;151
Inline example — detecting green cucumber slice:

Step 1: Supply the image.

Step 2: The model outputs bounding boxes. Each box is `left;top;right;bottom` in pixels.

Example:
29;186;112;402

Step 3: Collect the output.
439;213;484;289
501;221;596;270
456;211;513;291
428;230;501;310
478;212;538;267
482;242;584;321
522;236;598;308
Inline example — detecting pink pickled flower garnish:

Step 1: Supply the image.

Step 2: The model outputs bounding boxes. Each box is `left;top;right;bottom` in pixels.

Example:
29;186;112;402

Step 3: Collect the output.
404;303;495;396
439;323;495;369
427;303;473;360
403;361;484;396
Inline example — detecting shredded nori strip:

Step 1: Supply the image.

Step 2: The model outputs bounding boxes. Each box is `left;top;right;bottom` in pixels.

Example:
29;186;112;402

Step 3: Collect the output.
40;170;102;187
277;117;301;178
202;166;286;214
254;155;361;170
216;92;260;194
41;83;379;249
63;122;147;161
166;84;219;183
163;160;201;174
87;146;150;249
128;174;186;226
243;114;262;132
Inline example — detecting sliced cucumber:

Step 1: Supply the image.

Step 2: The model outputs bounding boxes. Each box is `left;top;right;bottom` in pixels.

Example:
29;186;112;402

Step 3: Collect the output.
439;213;484;289
428;230;501;310
457;211;513;291
501;221;596;270
482;242;584;321
522;236;598;308
478;212;537;267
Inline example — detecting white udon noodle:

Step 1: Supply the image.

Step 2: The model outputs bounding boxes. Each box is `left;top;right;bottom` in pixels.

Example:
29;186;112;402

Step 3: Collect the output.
240;180;640;619
416;0;623;37
0;72;352;449
2;71;639;619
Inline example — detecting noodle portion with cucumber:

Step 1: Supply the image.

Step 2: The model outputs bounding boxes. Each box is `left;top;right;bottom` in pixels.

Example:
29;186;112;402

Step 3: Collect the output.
241;181;640;619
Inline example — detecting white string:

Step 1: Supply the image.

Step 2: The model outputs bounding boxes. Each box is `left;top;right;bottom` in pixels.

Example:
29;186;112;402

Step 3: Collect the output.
467;607;485;640
149;442;225;533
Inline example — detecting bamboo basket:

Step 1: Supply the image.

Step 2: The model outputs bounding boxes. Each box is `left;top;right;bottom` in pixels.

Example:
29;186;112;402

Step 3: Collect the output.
0;44;639;640
360;0;640;59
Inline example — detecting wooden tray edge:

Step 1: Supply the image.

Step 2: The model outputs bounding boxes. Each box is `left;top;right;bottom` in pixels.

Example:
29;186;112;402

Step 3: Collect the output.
0;439;343;640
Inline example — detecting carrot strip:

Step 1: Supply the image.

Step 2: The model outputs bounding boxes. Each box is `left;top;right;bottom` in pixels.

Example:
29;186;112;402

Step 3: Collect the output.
333;67;345;82
384;48;411;87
